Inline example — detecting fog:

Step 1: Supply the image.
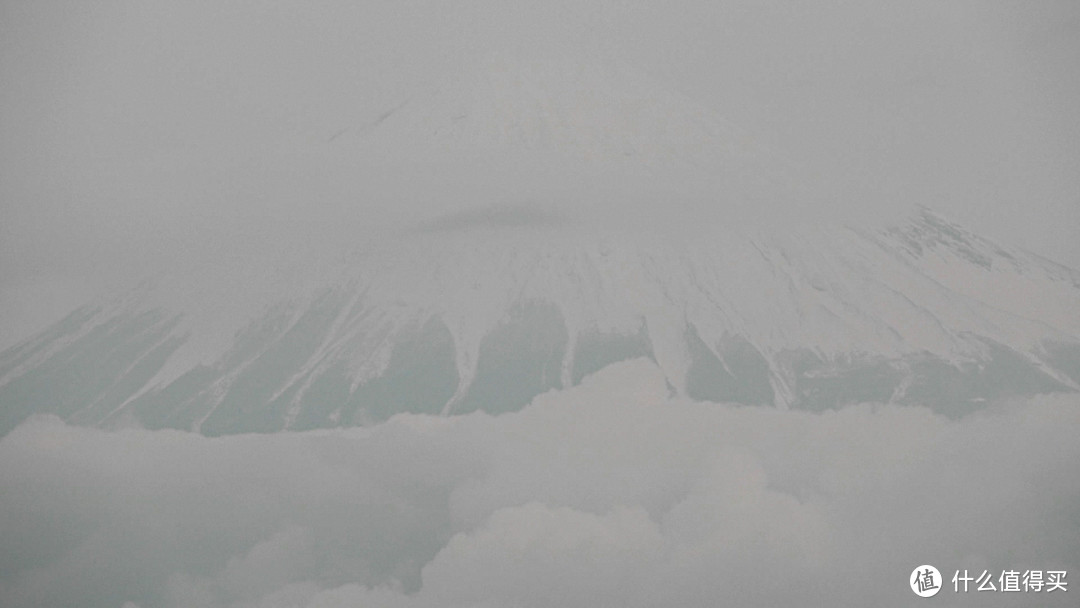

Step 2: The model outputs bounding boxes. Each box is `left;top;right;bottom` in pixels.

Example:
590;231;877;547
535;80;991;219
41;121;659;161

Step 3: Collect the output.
2;1;1079;347
1;4;1077;606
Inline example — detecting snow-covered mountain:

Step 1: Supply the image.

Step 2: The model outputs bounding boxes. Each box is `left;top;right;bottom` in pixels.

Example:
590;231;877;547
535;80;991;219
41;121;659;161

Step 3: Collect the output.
2;207;1078;436
3;29;1078;437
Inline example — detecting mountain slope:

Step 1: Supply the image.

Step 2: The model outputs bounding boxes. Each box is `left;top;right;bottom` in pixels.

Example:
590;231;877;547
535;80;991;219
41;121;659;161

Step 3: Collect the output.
2;208;1077;436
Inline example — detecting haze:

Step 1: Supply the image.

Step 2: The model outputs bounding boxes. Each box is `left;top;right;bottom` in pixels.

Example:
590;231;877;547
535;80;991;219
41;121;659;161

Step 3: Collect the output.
1;5;1079;606
1;1;1078;343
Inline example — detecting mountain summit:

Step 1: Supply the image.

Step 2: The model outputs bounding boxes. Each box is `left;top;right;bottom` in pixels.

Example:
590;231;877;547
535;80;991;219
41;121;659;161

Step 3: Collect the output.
362;49;756;168
335;29;796;225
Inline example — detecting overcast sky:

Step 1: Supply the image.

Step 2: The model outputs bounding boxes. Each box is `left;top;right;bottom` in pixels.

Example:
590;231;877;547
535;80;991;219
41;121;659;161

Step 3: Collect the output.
1;0;1078;347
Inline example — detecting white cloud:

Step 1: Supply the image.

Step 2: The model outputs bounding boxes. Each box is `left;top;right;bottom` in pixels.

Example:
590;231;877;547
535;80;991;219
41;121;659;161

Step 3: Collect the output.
0;359;1077;607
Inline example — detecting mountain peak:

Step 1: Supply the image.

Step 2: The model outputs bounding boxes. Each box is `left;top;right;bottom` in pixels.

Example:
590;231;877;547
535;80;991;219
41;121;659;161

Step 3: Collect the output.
361;48;749;167
344;43;794;222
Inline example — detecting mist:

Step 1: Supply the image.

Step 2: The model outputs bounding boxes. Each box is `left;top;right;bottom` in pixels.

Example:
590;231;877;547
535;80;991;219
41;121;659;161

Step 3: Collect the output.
1;3;1078;606
2;1;1079;347
1;361;1076;608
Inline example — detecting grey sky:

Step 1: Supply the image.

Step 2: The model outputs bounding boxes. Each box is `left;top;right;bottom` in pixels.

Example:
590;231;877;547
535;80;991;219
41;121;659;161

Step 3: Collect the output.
1;1;1078;347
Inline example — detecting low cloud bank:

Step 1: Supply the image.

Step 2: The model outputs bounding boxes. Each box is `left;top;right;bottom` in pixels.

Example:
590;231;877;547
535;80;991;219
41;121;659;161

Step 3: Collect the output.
1;359;1077;607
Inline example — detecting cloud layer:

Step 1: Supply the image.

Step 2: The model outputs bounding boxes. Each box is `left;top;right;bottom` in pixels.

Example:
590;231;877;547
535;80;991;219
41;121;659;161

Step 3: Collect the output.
1;359;1077;607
